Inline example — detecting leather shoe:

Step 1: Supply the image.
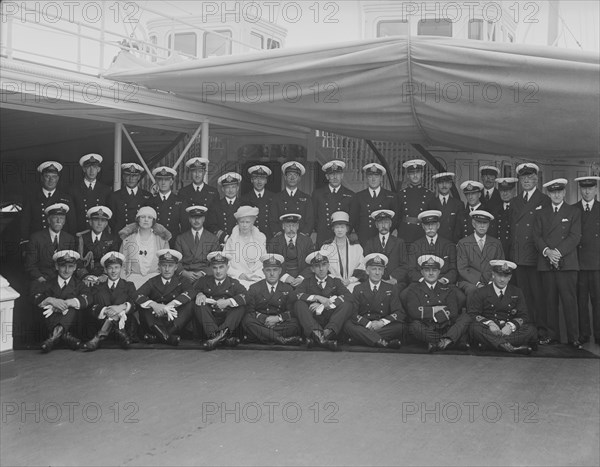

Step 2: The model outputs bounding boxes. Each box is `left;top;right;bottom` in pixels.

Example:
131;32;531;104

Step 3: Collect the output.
570;340;583;350
538;337;560;345
311;330;327;345
374;339;389;348
387;339;402;349
62;332;82;350
427;342;438;353
116;329;131;349
166;334;180;346
143;333;158;344
305;337;314;349
151;324;170;344
224;337;240;347
274;335;303;346
81;336;101;352
41;325;63;353
499;342;531;355
202;328;229;351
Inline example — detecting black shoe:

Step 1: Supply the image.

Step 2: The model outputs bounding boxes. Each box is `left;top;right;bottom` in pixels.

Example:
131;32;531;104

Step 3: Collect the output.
539;337;560;345
311;329;327;345
62;333;82;351
116;329;131;349
151;324;170;344
274;336;303;346
499;343;531;355
143;333;158;344
427;342;438;353
387;339;402;349
305;337;314;349
166;334;180;346
569;340;583;350
81;336;101;352
224;337;240;347
374;339;389;348
202;328;229;351
41;325;64;353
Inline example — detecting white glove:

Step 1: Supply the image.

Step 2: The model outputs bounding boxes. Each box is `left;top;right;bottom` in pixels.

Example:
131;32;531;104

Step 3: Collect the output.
42;305;54;318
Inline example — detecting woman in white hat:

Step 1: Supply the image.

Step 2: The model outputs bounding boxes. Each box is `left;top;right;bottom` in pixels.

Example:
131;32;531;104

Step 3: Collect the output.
118;206;171;288
320;211;366;292
222;205;267;289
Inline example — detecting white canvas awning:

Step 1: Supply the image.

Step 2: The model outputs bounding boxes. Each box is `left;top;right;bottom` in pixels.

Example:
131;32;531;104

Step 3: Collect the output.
106;36;600;158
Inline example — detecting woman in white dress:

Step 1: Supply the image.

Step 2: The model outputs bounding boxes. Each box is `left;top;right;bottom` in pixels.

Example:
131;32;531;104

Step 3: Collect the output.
321;211;366;292
222;205;267;290
119;206;171;288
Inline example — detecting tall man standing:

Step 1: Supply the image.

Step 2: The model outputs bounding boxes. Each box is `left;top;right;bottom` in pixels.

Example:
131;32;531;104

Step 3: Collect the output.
108;163;152;233
350;163;397;247
269;161;314;236
510;162;550;336
70;153;112;233
312;160;354;247
479;165;502;215
178;157;219;231
397;159;435;244
427;172;463;244
205;172;243;244
489;177;518;258
241;165;275;239
534;179;582;348
151;166;183;245
574;176;600;344
457;180;484;239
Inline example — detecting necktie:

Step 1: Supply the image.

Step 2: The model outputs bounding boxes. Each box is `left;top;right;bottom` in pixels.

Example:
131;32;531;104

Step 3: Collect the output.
270;286;276;295
53;235;59;251
442;197;447;206
498;291;504;300
88;183;93;191
371;190;376;199
319;281;326;290
196;186;200;192
381;236;386;249
162;196;166;202
110;282;116;291
229;200;233;206
523;192;528;203
373;285;378;294
478;238;484;252
430;239;434;248
504;203;509;211
60;280;66;290
164;280;170;287
288;239;295;249
554;206;558;214
216;281;222;287
485;191;490;201
257;193;262;199
47;192;52;199
93;236;98;244
194;231;200;246
289;190;295;198
585;203;590;212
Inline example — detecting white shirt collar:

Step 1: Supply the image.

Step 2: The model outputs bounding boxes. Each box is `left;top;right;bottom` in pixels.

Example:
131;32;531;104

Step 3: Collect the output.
59;277;71;287
268;282;277;291
493;284;506;297
161;277;171;286
108;279;119;288
371;186;381;197
192;227;204;236
439;194;448;202
525;186;537;196
286;234;297;245
92;232;102;242
582;199;595;209
128;186;138;196
469;203;482;211
42;188;55;197
369;280;381;291
427;234;438;244
552;202;564;211
85;179;96;189
49;228;59;240
225;196;236;204
426;281;437;290
475;234;486;242
329;185;339;194
485;187;495;196
160;191;171;200
254;189;264;197
287;188;296;197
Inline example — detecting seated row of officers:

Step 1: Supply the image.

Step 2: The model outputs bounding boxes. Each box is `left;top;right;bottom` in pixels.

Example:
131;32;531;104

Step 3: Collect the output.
22;153;600;353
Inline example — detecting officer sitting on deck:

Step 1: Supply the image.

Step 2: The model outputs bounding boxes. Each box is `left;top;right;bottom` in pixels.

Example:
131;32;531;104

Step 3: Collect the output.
406;255;471;352
344;253;406;348
82;252;136;351
468;260;537;354
136;249;195;346
33;250;90;353
293;250;354;351
194;251;248;350
242;254;303;346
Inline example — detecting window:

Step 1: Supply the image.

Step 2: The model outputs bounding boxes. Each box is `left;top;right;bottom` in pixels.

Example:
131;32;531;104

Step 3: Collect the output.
418;19;452;37
204;30;232;57
377;20;409;37
250;32;264;50
267;38;280;49
168;32;197;57
468;19;483;40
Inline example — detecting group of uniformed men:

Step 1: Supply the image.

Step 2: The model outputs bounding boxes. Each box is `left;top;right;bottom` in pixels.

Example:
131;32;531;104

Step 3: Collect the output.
21;152;600;355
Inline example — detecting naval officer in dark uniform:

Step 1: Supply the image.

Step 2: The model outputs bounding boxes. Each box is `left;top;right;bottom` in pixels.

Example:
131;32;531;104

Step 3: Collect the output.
312;160;354;247
457;180;484;240
70;153;112;233
468;260;537;354
151;166;183;247
574;176;600;344
241;165;275;239
205;172;243;244
269;161;314;236
427;172;463;244
20;161;75;244
108;163;152;233
350;163;398;247
178;157;219;232
510;162;550;337
479;165;503;215
488;177;518;259
397;159;435;244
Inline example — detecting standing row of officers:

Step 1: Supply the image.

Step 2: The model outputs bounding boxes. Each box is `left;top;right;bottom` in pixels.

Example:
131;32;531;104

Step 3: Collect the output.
20;153;600;353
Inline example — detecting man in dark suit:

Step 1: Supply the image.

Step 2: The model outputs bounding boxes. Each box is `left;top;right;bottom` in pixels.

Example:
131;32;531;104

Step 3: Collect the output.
534;179;582;348
269;161;314;236
293;250;354;350
70;153;112;233
108;163;152;233
81;252;136;351
242;254;302;345
75;206;120;285
151;166;183;246
406;255;470;352
428;172;463;244
194;252;248;350
456;210;504;298
20;161;75;244
397;159;435;244
363;210;408;289
267;213;315;288
479;165;503;215
510;162;551;334
344;253;406;348
350;163;398;247
488;177;518;259
33;250;90;353
175;206;220;283
241;165;275;239
178;157;220;232
205;172;243;244
312;160;354;247
25;203;77;284
574;176;600;344
457;180;484;240
468;260;537;354
136;249;196;346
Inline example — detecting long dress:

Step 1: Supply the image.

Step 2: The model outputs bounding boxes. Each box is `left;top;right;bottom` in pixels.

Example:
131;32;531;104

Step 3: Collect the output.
321;237;366;292
222;225;267;290
119;224;170;288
